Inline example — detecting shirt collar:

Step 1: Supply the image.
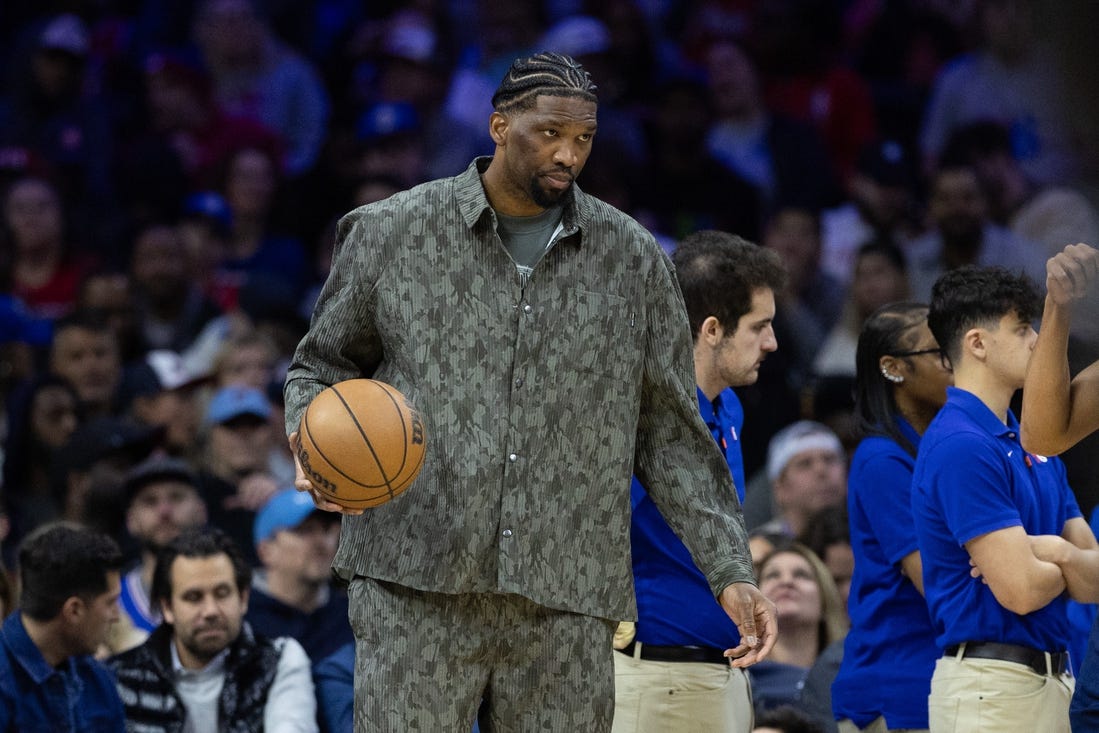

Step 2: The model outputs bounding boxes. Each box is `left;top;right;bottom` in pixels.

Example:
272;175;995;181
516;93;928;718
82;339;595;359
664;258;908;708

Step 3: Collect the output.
2;612;72;684
170;636;230;678
946;386;1020;438
454;157;587;243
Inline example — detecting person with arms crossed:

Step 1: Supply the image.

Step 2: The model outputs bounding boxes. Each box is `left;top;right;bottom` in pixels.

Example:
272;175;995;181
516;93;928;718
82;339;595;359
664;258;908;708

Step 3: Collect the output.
831;302;952;732
0;523;127;732
912;265;1099;732
285;52;776;732
1018;241;1099;728
613;229;785;733
108;527;318;733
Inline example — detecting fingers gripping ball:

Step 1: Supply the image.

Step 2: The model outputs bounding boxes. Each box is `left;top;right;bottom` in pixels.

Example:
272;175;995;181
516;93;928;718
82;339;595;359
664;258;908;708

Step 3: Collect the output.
297;379;426;509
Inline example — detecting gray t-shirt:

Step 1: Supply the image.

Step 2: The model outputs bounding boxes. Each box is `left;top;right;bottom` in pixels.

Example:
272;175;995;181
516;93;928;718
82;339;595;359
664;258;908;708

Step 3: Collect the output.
496;205;563;280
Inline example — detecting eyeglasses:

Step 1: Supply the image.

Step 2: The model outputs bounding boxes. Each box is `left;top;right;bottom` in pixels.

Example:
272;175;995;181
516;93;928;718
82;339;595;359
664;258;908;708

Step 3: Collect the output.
890;347;952;371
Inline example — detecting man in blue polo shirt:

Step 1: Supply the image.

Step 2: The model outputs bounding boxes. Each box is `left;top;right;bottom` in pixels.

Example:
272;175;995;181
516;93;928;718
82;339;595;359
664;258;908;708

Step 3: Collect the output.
613;230;786;733
913;265;1099;732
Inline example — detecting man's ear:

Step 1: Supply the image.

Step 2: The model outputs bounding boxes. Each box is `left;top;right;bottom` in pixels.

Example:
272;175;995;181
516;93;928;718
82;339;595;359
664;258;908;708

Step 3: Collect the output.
698;316;724;346
962;327;986;362
160;598;175;626
488;111;509;146
61;595;84;624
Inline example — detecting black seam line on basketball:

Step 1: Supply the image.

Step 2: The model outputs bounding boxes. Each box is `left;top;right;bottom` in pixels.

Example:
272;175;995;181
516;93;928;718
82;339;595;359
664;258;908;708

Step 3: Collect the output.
305;396;387;490
333;383;397;499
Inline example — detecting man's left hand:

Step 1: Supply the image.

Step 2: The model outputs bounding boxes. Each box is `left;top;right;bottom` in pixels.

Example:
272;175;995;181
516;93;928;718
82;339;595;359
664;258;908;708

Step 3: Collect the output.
719;582;778;668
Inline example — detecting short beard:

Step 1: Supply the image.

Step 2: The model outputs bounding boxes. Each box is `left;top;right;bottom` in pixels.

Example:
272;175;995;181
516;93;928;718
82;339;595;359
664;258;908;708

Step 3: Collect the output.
529;177;569;209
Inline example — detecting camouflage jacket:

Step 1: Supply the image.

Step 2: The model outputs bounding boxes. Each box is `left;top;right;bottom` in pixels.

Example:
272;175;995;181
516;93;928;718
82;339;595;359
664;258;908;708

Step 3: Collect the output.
285;157;755;620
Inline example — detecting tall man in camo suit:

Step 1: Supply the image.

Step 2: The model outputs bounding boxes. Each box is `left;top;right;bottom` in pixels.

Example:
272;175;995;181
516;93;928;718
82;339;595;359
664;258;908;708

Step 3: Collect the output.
285;51;776;732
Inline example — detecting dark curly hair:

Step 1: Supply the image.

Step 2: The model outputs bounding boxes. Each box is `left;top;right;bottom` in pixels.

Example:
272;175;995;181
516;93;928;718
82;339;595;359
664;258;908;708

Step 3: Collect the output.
928;265;1040;366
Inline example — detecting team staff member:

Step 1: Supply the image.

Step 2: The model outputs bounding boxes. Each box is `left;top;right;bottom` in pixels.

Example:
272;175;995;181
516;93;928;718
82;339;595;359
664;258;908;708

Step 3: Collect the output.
912;266;1099;732
832;302;952;732
285;52;776;732
1019;241;1099;727
613;230;785;733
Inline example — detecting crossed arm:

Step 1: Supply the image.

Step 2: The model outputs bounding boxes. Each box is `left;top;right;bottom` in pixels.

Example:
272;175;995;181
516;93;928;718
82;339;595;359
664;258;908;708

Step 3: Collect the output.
968;517;1099;610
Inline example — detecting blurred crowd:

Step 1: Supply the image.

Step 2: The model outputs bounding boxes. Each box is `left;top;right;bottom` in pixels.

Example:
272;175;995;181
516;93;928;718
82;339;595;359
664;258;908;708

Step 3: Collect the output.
2;0;1099;730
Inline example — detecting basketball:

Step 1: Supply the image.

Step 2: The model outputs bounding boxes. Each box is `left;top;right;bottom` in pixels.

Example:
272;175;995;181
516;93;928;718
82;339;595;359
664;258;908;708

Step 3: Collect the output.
296;379;426;509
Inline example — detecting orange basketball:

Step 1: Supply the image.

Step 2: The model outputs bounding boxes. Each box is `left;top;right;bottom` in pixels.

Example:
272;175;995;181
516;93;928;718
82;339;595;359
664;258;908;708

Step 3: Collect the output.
297;379;426;509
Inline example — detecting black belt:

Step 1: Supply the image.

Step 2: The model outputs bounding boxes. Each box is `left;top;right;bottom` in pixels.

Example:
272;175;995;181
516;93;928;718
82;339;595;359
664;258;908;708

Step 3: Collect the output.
945;642;1069;676
616;641;728;665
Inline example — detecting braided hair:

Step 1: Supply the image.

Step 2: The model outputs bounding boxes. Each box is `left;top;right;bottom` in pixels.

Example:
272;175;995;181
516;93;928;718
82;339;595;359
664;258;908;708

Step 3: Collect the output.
491;52;598;114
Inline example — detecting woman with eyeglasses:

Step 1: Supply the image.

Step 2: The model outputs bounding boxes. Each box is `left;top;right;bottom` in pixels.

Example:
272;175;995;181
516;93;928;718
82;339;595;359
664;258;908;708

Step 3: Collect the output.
831;302;953;733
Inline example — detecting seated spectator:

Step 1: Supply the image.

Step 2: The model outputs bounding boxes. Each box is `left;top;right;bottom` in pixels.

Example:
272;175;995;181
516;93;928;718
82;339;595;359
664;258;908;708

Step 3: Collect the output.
110;456;208;654
905;161;1046;302
129;221;223;355
108;527;318;732
0;523;126;731
820;139;921;287
74;269;143;362
196;385;281;565
47;310;122;418
703;39;841;214
812;240;910;381
193;0;330;177
749;421;847;538
0;374;81;563
798;503;853;609
749;542;848;717
54;415;162;540
2;175;96;320
119;349;209;460
215;144;309;299
212;329;278;391
248;489;350;663
765;205;847;388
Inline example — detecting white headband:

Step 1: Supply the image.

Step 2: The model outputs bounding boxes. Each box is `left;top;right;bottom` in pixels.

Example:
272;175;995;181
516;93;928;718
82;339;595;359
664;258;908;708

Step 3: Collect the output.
767;429;844;482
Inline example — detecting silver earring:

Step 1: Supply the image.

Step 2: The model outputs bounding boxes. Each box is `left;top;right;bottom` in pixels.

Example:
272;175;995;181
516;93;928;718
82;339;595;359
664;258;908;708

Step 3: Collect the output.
881;368;904;384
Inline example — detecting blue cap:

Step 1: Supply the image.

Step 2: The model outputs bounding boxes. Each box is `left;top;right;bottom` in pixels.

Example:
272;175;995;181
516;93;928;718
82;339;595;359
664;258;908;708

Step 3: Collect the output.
356;101;419;142
254;489;318;547
0;295;52;346
182;191;233;234
204;385;272;425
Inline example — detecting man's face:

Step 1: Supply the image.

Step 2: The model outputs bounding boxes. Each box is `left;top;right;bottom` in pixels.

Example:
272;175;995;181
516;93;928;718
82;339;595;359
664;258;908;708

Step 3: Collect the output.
493;94;597;211
161;554;247;669
929;168;986;243
208;415;271;476
126;480;207;552
49;326;120;408
73;570;121;656
260;514;340;585
773;447;847;518
708;287;778;388
134;388;201;452
982;310;1038;389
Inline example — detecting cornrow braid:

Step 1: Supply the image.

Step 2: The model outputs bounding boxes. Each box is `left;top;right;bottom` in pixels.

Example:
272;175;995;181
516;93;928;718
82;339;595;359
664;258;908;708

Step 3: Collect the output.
491;52;598;113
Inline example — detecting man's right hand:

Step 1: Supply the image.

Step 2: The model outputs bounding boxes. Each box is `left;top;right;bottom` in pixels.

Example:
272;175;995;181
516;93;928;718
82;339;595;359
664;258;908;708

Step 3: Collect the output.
288;431;364;515
1046;243;1099;306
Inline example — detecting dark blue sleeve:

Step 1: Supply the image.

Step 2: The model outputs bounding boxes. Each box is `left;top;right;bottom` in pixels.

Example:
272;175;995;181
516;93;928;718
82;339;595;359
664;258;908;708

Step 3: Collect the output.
850;445;919;566
314;643;355;733
933;434;1021;545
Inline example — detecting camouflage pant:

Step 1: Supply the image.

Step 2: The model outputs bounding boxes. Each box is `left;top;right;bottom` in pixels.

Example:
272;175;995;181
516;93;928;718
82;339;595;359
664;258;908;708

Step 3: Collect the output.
348;577;617;732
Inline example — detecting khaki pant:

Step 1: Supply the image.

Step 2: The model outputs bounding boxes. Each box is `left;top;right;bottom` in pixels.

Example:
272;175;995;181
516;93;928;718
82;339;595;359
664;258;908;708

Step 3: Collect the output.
928;653;1074;732
611;643;753;733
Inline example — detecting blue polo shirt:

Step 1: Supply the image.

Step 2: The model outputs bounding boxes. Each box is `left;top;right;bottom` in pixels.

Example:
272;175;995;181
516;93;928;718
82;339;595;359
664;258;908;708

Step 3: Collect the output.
911;387;1080;652
631;386;745;647
0;612;126;732
832;418;938;729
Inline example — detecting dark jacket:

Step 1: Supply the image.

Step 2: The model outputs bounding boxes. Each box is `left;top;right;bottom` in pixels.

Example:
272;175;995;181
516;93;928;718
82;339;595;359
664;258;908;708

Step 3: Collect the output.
108;622;283;733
